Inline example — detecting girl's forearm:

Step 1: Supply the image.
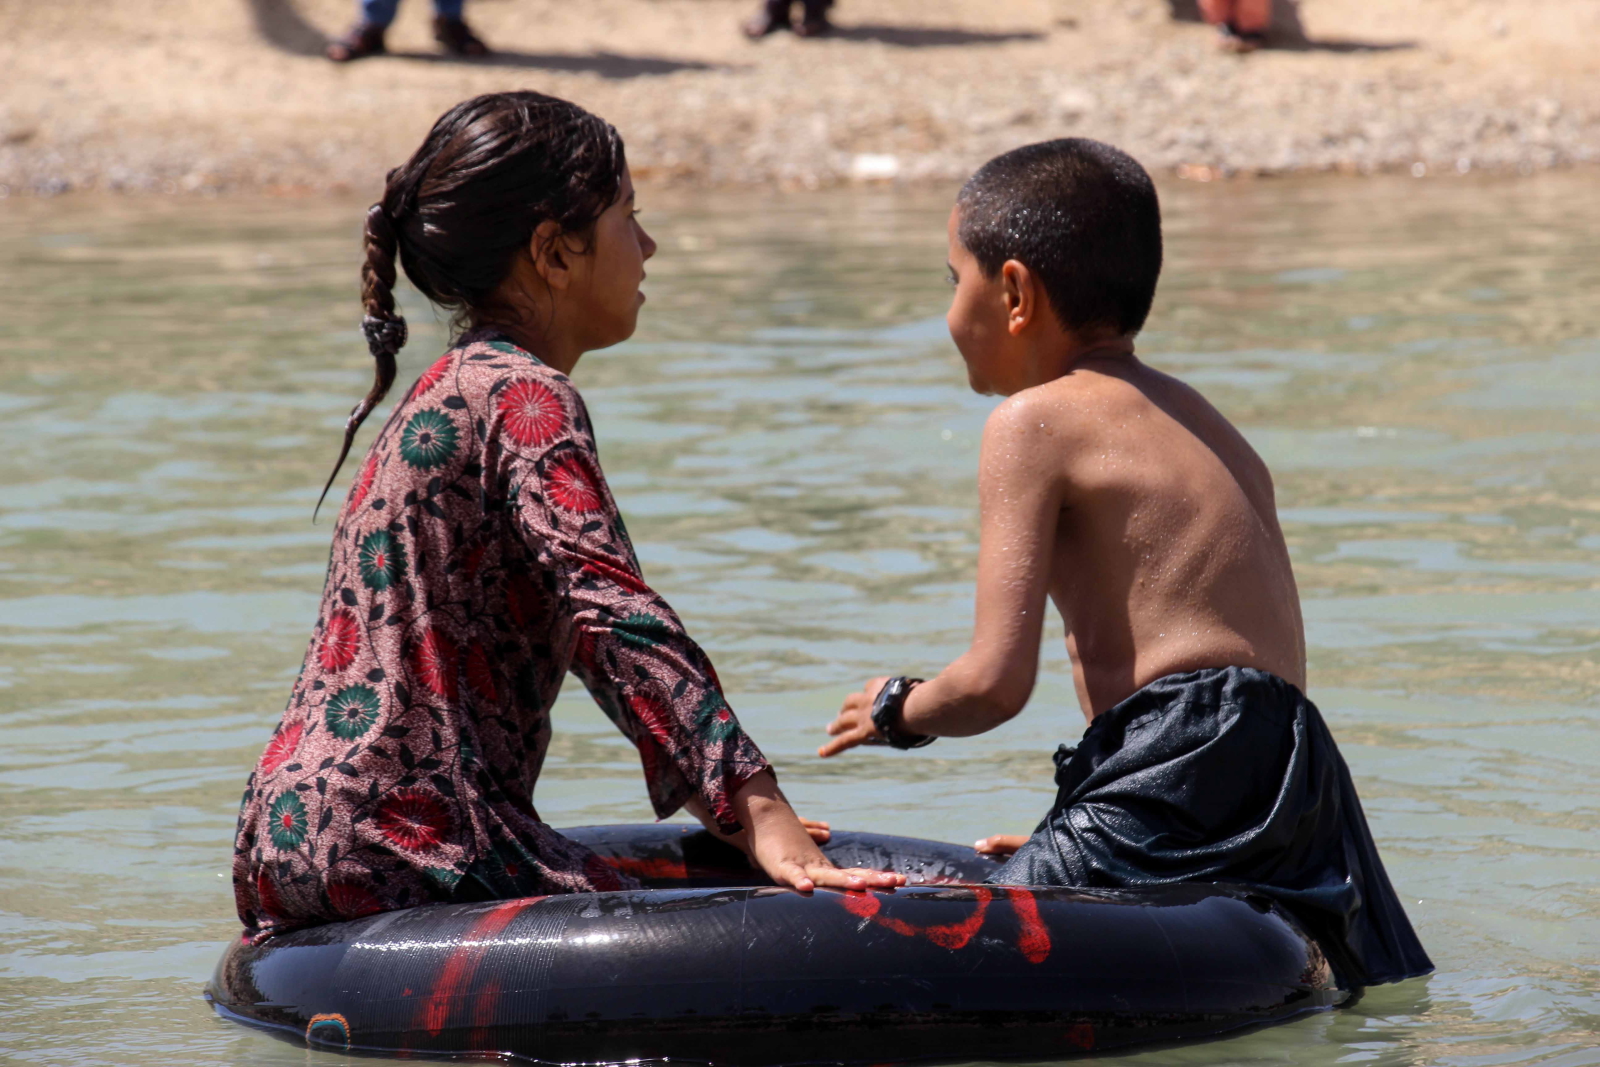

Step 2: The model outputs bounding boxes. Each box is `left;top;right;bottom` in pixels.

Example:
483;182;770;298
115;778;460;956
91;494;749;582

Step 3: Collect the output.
684;797;750;853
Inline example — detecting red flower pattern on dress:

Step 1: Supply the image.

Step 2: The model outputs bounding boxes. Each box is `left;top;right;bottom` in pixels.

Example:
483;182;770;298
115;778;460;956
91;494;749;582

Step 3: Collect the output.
462;541;490;580
414;353;453;397
409;626;459;702
375;787;453;852
499;378;566;447
466;642;498;702
255;868;284;919
546;453;604;513
349;453;379;511
317;610;361;672
259;721;304;776
232;332;768;944
327;880;383;919
506;573;543;629
629;691;679;751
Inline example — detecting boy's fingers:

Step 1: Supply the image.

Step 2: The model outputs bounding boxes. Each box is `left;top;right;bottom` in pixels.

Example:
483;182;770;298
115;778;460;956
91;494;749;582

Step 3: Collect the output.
800;817;833;843
818;722;874;758
974;834;1029;856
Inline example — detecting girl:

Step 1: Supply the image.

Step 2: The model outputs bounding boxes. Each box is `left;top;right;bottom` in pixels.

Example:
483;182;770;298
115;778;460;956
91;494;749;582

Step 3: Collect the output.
233;91;901;941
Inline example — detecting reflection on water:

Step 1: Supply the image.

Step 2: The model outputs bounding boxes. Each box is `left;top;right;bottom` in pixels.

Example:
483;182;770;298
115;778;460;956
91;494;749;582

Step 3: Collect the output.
1;175;1597;1066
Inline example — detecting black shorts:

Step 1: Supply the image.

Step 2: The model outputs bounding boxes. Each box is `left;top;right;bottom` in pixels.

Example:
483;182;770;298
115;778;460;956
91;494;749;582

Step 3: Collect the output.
988;666;1432;988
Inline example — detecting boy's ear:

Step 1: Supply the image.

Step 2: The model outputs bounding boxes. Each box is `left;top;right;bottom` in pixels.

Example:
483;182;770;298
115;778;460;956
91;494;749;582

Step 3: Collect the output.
530;219;571;291
1000;259;1038;337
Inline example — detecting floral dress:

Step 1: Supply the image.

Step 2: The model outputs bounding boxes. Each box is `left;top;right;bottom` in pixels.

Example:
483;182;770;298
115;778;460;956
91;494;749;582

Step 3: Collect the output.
232;330;769;942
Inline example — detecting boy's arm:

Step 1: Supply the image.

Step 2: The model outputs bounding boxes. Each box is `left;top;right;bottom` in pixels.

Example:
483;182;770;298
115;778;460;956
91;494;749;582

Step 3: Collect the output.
821;396;1067;756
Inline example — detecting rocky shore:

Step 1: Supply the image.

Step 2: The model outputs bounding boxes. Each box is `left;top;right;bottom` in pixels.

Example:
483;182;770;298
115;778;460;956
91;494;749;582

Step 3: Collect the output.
2;0;1596;195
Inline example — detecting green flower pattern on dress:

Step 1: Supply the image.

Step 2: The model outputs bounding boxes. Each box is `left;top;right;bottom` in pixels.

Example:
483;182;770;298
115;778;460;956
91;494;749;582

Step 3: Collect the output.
357;529;406;591
326;684;382;740
614;612;671;648
399;408;459;470
268;792;309;851
232;331;767;944
695;690;740;744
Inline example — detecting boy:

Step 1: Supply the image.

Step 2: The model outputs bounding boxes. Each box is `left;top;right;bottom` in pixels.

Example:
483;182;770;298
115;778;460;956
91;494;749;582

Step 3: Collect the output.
820;140;1431;988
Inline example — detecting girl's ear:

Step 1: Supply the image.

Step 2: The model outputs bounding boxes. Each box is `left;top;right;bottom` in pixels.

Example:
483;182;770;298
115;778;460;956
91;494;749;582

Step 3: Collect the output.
1001;259;1036;337
530;219;571;291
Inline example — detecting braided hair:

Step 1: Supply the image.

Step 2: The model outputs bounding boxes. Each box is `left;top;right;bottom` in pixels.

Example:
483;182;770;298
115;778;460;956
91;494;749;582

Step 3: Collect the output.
316;91;626;518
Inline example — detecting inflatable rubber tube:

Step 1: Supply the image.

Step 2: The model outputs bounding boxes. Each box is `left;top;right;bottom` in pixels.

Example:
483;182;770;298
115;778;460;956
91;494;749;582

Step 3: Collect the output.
207;825;1340;1063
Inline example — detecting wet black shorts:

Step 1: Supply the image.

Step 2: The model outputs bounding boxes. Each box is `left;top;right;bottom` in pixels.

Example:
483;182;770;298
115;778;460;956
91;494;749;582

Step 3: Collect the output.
987;666;1432;988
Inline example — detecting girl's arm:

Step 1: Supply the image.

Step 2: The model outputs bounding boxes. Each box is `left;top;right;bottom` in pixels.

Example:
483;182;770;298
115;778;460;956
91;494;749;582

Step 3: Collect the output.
505;372;895;891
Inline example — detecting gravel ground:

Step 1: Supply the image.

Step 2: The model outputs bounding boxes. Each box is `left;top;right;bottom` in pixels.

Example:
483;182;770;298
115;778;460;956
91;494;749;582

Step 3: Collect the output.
2;0;1597;195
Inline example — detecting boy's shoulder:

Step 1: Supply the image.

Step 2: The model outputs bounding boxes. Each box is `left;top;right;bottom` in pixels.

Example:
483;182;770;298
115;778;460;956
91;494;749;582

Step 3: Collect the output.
981;359;1264;494
982;360;1169;451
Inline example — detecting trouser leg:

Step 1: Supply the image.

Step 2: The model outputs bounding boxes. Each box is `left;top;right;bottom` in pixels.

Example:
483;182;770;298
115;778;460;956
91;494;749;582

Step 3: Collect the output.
361;0;401;27
433;0;465;19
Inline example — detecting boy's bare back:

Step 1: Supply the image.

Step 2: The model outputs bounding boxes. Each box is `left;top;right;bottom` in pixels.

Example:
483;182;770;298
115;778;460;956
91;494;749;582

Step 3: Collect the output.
1006;355;1305;718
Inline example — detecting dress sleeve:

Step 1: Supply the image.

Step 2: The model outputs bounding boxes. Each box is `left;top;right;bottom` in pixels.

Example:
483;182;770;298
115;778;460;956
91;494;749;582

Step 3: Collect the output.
493;369;769;833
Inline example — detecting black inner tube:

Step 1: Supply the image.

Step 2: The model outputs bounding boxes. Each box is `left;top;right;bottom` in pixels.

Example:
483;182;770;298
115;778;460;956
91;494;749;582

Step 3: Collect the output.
208;825;1341;1065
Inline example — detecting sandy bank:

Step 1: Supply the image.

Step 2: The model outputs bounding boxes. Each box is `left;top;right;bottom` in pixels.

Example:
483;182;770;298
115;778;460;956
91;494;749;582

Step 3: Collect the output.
2;0;1597;195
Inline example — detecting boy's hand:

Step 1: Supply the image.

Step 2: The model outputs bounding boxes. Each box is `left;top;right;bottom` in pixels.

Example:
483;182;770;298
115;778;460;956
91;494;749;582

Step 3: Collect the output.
818;677;889;758
800;817;832;844
974;834;1029;857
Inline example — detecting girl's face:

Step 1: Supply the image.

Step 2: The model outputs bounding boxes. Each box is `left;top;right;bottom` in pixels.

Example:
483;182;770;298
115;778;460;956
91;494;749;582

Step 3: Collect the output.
569;165;657;351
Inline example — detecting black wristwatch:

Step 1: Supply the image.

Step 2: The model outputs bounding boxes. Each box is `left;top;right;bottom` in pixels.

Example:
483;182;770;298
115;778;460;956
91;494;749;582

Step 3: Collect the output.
870;676;934;750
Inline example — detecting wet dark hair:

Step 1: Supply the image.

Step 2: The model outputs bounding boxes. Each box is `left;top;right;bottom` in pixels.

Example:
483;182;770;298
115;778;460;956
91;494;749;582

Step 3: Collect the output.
316;90;627;517
956;138;1161;338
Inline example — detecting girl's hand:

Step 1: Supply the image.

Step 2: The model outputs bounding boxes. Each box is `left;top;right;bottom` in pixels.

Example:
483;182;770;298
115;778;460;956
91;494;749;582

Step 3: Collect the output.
765;856;904;893
974;834;1029;857
818;677;889;758
733;770;905;892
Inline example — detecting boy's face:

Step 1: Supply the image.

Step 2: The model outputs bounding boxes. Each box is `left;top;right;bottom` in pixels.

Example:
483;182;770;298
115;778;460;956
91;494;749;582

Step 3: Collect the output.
945;205;1014;396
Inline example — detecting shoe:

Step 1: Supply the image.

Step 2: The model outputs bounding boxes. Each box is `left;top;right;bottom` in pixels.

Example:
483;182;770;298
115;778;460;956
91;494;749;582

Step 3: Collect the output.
796;0;832;36
326;22;387;62
433;16;489;57
742;0;792;38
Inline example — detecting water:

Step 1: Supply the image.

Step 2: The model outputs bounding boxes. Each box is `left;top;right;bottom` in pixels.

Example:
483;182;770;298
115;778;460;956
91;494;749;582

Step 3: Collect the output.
1;175;1597;1066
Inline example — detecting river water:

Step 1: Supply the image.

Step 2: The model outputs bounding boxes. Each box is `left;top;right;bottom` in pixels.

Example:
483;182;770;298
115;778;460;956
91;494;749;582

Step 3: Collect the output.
1;175;1596;1066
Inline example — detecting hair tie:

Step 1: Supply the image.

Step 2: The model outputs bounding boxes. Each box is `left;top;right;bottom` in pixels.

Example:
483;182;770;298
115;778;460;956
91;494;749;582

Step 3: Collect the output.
362;314;408;358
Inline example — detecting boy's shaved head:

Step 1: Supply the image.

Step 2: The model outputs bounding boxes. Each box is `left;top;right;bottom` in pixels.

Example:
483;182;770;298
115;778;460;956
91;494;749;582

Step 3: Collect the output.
957;139;1162;336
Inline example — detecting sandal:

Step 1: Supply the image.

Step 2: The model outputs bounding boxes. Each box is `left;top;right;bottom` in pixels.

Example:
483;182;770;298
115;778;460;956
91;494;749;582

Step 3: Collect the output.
433;16;489;57
742;0;792;38
1215;22;1265;53
325;22;387;62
